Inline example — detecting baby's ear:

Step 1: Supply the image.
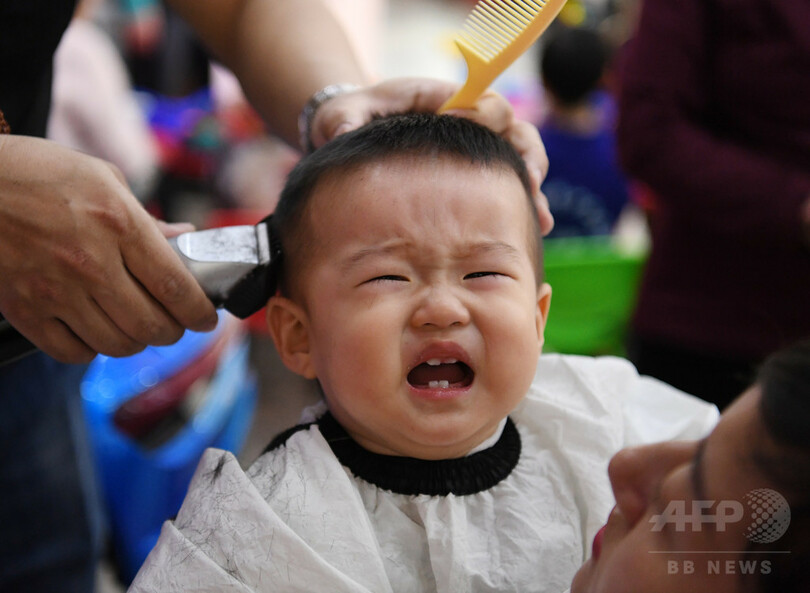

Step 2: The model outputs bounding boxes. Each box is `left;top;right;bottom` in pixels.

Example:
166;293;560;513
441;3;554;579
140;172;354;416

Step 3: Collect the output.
265;296;316;379
535;282;552;347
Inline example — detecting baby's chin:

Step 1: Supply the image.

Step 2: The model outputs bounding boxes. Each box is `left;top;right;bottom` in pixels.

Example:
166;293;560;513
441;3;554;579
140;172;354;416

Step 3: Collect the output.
352;423;501;460
354;434;478;460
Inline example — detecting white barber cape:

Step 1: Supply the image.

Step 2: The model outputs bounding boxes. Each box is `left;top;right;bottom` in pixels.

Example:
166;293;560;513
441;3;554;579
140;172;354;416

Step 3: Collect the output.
129;354;718;593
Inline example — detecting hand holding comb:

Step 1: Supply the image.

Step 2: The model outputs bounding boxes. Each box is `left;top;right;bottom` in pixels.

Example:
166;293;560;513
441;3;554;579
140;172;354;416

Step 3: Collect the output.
440;0;568;112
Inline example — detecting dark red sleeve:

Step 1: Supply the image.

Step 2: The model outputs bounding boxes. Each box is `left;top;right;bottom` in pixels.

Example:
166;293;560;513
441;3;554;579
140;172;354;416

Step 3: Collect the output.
616;0;810;245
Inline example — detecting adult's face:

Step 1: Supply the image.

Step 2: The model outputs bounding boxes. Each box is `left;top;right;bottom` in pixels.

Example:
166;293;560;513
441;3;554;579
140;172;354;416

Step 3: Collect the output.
573;387;788;593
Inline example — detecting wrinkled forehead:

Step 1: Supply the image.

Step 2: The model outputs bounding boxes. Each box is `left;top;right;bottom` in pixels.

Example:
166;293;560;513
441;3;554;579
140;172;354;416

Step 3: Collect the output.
305;155;536;236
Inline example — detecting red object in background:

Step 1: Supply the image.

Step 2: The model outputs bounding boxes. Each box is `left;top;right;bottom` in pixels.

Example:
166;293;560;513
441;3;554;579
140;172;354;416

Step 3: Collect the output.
112;317;236;444
218;104;267;143
629;180;660;216
205;208;267;229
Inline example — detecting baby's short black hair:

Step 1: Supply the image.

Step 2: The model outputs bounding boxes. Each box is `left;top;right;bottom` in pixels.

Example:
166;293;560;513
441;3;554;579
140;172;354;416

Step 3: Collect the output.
272;112;543;294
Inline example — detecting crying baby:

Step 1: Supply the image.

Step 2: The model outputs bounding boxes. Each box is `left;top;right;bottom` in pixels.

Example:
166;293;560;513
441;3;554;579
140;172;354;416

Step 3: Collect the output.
129;113;718;593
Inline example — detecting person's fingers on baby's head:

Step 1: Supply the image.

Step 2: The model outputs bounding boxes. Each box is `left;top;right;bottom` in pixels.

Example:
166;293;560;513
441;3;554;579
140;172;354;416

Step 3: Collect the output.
312;78;461;148
446;95;547;192
503;121;553;234
506;118;549;192
485;115;552;235
535;189;554;236
386;77;461;113
443;89;514;133
309;92;369;149
445;98;552;235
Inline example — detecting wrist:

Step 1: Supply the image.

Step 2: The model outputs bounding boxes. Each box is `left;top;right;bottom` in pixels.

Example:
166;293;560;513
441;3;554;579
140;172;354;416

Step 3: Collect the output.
297;83;360;153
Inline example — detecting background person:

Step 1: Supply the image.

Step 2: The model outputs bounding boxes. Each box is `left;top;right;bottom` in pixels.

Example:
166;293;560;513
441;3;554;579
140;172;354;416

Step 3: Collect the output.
48;0;160;202
616;0;810;409
538;24;630;239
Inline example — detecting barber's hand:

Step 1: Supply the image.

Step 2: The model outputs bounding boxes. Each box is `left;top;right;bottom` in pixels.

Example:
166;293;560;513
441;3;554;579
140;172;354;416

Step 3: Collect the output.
310;78;553;235
0;136;218;364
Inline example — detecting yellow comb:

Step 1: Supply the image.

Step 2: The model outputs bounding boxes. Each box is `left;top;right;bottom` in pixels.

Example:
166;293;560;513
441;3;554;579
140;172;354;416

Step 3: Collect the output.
439;0;568;112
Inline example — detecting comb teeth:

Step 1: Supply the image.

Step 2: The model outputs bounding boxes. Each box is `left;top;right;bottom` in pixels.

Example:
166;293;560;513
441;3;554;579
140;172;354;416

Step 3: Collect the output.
460;0;546;62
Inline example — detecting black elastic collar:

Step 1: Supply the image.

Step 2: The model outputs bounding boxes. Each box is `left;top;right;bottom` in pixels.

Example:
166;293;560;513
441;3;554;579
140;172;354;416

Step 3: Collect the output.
267;412;521;496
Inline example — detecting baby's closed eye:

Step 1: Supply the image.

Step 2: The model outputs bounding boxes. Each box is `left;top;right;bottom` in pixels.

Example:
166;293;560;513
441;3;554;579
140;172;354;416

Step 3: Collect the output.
464;271;504;280
366;275;409;284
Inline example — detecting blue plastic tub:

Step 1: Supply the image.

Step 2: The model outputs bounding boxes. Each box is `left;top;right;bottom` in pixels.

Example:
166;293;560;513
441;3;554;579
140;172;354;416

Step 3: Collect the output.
82;311;257;583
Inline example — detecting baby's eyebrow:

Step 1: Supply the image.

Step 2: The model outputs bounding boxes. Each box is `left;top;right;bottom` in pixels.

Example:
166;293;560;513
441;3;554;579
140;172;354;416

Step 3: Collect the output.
341;243;407;271
341;240;523;271
461;241;523;261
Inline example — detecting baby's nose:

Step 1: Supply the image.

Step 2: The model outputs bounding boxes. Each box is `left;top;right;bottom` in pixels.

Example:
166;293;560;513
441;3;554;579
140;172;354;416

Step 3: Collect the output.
411;285;471;329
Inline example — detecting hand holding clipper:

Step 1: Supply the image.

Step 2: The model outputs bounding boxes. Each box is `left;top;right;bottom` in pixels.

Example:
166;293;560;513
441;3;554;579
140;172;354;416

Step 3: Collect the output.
0;216;282;366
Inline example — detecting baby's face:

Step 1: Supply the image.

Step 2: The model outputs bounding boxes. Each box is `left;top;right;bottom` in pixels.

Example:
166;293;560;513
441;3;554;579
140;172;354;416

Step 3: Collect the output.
277;156;549;459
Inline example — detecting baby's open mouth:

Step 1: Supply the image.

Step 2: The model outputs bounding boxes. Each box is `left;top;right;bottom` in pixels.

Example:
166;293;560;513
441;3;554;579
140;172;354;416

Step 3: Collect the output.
407;359;474;389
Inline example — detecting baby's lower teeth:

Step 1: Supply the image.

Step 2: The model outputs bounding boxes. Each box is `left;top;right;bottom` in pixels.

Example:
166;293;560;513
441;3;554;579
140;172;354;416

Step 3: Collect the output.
428;380;450;389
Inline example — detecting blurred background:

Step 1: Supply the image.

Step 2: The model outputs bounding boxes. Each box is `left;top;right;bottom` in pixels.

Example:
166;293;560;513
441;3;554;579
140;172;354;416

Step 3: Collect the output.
50;0;648;589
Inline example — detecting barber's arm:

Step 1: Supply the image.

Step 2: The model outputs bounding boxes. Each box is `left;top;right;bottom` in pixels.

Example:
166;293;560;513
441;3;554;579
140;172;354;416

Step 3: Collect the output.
167;0;369;147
